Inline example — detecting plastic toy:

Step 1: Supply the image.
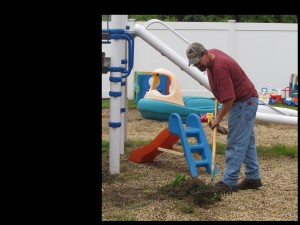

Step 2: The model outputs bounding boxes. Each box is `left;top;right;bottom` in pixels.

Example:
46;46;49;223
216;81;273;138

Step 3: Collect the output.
269;88;285;104
259;87;269;105
206;113;214;122
137;68;222;122
200;113;208;123
134;71;170;103
280;87;298;107
289;73;298;98
143;68;184;106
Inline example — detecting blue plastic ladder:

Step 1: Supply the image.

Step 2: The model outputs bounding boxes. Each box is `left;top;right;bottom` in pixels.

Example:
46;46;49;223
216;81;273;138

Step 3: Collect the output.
168;113;219;178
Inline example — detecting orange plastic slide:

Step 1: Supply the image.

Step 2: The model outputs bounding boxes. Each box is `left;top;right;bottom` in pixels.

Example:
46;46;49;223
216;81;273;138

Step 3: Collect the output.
128;128;180;163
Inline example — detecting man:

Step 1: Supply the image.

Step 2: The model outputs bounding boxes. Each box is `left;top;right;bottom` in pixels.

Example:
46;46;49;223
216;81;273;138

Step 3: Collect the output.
186;42;262;192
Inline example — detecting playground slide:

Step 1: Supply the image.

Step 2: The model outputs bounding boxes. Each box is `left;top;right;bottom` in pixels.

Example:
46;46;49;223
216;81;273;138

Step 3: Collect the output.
134;23;297;126
128;128;180;163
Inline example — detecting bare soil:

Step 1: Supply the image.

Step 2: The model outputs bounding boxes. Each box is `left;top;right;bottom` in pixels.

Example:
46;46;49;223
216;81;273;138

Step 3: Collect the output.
101;108;298;221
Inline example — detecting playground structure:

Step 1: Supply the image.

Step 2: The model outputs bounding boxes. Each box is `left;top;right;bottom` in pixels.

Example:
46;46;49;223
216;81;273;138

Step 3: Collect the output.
102;15;298;175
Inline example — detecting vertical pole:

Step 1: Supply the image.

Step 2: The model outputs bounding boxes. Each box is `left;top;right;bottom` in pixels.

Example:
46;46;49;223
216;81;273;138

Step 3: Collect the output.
124;18;136;143
120;15;127;155
109;15;123;174
228;20;236;58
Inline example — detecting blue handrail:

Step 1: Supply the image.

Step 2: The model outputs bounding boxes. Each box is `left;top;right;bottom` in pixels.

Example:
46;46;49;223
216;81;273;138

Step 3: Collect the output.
101;29;134;78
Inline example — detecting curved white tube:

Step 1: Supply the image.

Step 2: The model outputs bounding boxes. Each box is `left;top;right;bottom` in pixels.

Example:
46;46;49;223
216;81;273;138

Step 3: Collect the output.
134;24;211;91
143;19;191;45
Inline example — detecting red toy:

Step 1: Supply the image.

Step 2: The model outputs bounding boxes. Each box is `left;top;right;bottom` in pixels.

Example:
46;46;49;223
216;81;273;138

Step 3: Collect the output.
269;89;285;104
200;113;208;123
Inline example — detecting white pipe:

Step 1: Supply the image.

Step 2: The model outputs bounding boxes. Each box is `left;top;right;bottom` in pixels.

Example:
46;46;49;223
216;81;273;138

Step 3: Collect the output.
109;15;123;174
134;22;298;126
120;15;128;155
143;19;191;45
258;105;298;117
134;23;211;91
256;112;297;126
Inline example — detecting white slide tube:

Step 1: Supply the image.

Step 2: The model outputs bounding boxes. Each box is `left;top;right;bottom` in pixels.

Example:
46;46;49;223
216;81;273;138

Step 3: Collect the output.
134;22;298;126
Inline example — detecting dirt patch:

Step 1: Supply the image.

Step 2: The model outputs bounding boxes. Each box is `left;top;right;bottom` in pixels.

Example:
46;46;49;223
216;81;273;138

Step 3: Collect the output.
101;108;298;221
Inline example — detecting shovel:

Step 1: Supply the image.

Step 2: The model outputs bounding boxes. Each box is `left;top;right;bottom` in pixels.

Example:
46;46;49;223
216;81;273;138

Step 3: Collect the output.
210;98;218;184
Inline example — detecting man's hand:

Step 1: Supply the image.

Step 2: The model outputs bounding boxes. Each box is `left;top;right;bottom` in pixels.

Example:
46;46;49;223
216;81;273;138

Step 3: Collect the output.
208;121;228;135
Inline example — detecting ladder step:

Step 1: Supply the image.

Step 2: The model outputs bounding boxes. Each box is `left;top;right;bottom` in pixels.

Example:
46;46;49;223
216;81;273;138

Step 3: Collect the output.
189;144;204;152
157;147;184;156
194;159;209;167
184;127;201;134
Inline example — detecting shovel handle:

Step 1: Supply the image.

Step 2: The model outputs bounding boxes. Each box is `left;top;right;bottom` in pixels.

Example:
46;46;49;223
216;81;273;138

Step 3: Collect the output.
211;99;218;178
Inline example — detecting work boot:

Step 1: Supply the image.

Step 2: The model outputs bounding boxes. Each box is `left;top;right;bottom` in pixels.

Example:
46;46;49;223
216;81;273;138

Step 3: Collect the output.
212;181;238;192
238;178;262;190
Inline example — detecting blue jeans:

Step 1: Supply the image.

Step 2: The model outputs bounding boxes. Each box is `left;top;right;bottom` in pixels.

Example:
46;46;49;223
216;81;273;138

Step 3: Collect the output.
222;96;261;186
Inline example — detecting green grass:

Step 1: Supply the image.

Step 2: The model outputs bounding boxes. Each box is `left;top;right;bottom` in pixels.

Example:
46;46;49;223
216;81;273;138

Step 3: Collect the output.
102;139;151;158
102;99;137;109
180;205;195;214
102;140;297;159
212;142;297;158
116;216;135;221
167;173;186;187
269;101;298;111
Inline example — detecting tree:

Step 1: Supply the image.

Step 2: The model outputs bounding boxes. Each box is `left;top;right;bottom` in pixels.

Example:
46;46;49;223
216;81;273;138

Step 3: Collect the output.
126;15;297;23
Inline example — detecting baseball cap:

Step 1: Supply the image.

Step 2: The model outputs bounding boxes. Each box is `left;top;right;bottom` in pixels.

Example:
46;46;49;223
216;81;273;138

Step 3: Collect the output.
186;42;206;66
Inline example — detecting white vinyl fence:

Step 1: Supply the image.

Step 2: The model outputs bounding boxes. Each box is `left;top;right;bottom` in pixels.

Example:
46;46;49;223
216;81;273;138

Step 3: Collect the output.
102;20;297;99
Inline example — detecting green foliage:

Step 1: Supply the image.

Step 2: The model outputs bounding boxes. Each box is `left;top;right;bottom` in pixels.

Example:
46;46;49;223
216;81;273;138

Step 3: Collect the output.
279;15;298;23
103;15;297;23
183;14;233;22
129;15;297;23
160;177;222;206
167;173;186;187
124;139;150;155
102;99;110;108
102;140;109;153
180;205;195;214
129;15;177;21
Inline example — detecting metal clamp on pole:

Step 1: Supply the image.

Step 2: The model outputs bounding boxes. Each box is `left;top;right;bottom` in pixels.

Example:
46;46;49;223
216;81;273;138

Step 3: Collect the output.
102;52;111;74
